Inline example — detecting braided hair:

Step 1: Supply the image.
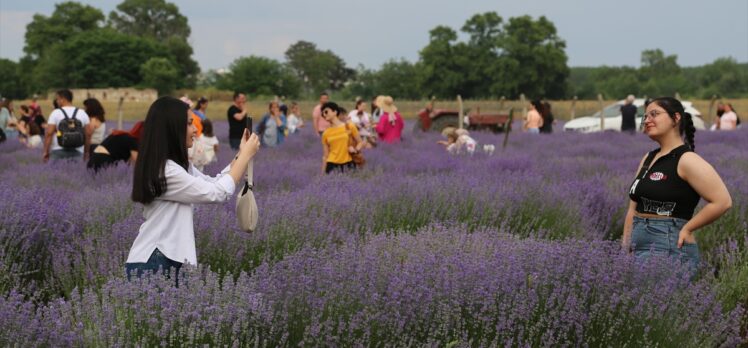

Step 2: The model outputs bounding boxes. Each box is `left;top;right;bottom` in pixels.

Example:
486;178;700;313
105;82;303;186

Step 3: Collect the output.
646;97;696;151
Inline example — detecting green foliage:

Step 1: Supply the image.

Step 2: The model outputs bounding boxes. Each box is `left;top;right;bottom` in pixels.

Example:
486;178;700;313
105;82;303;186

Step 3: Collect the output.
140;57;180;95
23;1;105;59
418;13;569;99
109;0;198;87
18;0;198;94
108;0;190;40
217;56;302;98
569;53;748;99
342;60;422;100
285;41;354;94
32;29;164;89
0;59;26;99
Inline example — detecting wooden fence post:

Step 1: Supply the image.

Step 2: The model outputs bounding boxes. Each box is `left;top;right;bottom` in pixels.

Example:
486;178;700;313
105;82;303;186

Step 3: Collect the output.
708;94;718;125
499;96;506;111
457;95;464;130
520;94;526;124
116;96;124;130
597;94;605;130
570;96;577;120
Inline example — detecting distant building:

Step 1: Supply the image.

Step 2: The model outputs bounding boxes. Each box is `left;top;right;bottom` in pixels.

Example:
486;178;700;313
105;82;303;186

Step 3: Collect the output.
49;88;158;102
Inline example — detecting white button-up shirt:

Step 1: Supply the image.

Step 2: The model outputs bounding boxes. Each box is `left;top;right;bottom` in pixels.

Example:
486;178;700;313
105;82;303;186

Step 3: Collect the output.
126;160;235;265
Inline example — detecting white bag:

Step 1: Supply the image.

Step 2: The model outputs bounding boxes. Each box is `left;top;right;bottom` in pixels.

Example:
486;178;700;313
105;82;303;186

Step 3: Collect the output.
235;159;258;232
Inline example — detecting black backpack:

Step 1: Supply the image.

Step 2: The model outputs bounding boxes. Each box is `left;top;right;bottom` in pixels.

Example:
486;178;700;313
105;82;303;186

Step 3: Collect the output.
56;108;85;148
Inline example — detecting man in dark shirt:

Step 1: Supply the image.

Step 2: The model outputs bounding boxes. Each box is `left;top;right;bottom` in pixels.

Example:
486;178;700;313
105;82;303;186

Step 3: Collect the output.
620;94;637;134
227;92;248;149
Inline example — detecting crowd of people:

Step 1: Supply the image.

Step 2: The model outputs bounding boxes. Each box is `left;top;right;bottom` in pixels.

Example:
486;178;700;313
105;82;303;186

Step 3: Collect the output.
0;89;740;286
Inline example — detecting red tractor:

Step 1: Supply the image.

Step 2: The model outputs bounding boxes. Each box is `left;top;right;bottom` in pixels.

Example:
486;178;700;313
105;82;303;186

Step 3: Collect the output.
414;104;513;133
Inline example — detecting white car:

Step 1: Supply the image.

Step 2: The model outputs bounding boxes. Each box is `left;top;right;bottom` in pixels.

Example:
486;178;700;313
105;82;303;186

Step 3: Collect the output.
563;99;705;133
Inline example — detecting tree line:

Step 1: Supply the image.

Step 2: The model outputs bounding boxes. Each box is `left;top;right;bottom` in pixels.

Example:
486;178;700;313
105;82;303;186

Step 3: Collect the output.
1;1;746;101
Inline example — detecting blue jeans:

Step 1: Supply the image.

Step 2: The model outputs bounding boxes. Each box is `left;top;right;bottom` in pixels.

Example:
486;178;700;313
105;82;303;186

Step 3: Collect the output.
527;128;540;134
51;148;82;161
125;248;182;287
631;216;700;277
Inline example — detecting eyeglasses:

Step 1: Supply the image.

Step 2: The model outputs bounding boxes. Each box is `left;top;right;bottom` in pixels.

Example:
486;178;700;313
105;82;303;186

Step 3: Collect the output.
643;110;668;120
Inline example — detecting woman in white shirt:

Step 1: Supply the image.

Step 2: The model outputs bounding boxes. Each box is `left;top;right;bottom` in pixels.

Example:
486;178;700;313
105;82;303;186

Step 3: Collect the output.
127;97;260;285
348;100;372;146
286;102;305;134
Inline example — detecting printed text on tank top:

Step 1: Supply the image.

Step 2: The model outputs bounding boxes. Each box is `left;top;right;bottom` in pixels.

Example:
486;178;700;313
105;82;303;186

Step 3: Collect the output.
628;144;700;220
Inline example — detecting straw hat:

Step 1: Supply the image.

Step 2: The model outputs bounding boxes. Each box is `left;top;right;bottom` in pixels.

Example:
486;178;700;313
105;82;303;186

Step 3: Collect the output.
374;95;386;109
381;96;397;113
179;95;194;108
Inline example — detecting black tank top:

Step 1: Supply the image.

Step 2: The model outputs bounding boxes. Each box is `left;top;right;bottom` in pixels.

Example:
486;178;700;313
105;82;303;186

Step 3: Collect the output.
628;145;700;219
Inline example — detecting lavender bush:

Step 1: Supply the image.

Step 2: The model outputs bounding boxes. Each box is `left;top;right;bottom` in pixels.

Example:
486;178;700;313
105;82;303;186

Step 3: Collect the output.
0;224;742;346
1;122;746;345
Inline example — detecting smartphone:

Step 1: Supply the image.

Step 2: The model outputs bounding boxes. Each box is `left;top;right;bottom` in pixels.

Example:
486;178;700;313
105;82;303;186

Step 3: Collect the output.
245;116;253;135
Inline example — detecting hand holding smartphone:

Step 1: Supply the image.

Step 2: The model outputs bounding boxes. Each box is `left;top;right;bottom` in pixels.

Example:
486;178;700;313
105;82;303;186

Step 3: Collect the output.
245;116;253;136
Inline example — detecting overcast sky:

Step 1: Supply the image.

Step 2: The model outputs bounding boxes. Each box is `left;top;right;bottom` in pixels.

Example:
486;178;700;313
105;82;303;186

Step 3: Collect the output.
1;0;747;71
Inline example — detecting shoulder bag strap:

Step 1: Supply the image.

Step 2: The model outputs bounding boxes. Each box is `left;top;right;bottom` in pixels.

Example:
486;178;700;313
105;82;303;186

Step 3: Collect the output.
71;108;78;119
246;159;254;189
60;108;70;120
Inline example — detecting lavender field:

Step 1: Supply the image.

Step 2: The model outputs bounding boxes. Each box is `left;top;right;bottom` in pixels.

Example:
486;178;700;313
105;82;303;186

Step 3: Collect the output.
1;122;746;346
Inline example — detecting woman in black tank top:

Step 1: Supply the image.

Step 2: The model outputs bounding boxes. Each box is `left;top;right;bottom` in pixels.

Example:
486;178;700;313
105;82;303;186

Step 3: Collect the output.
623;97;732;276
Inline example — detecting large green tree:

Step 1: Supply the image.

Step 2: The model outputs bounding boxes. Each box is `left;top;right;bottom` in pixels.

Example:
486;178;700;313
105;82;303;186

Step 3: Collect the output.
417;12;569;99
499;15;569;99
33;29;163;89
108;0;189;40
217;56;302;98
418;26;466;98
109;0;198;87
285;41;354;94
23;1;104;60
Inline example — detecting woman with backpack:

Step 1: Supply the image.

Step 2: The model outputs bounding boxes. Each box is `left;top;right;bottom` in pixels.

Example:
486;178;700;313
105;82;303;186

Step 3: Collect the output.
127;97;260;285
623;97;732;277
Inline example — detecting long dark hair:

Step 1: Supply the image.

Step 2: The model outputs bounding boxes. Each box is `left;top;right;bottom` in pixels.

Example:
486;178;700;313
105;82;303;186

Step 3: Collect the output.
647;97;696;151
132;97;190;204
83;98;106;122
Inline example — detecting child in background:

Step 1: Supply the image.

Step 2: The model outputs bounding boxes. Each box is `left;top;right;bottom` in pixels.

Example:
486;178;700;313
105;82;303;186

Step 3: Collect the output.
438;128;478;155
287;102;305;134
190;119;219;171
437;129;459;154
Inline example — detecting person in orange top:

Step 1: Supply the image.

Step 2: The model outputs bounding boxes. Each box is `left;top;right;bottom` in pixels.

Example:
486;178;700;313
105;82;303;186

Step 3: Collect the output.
180;96;202;137
523;100;544;134
321;101;364;174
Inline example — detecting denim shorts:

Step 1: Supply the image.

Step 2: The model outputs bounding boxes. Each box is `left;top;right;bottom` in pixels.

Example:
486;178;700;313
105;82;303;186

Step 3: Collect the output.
631;216;700;275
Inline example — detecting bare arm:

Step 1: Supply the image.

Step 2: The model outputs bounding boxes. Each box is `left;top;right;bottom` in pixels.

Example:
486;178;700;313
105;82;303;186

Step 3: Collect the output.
313;112;320;134
129;151;138;165
43;125;56;162
84;124;92;161
227;130;260;184
622;154;648;251
232;106;247;121
353;127;364;152
676;152;732;247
